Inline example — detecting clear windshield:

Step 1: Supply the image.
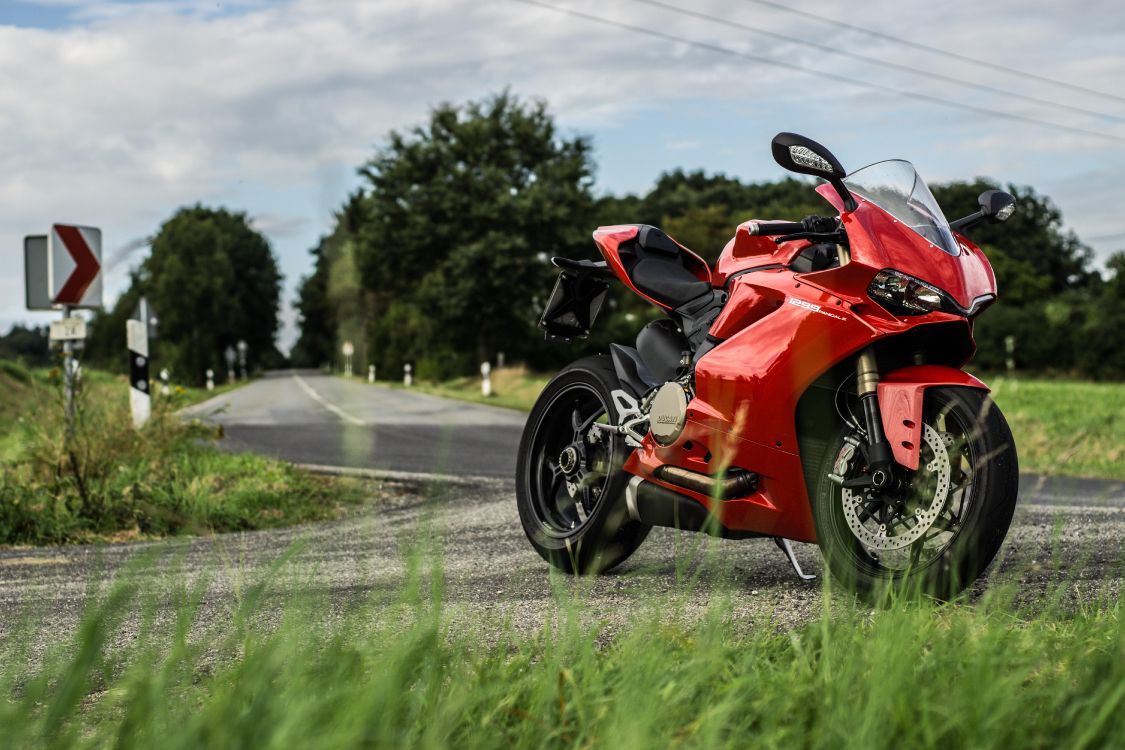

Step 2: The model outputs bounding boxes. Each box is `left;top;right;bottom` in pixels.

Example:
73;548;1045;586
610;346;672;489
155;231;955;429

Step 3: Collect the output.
843;160;959;255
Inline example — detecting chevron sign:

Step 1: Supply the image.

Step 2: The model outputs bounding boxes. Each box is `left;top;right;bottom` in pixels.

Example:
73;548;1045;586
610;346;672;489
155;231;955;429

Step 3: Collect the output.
49;224;102;308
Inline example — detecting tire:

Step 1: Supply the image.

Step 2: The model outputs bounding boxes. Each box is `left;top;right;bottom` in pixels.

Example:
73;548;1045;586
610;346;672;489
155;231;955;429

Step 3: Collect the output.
516;355;650;574
811;387;1019;601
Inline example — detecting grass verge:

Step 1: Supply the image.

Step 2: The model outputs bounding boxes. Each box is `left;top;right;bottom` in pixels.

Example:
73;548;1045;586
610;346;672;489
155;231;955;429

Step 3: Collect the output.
0;361;364;545
1;541;1122;749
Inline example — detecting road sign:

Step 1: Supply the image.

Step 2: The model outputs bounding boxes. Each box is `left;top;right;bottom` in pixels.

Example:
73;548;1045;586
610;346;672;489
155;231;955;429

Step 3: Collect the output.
49;317;87;342
24;235;53;310
342;341;354;356
49;224;102;308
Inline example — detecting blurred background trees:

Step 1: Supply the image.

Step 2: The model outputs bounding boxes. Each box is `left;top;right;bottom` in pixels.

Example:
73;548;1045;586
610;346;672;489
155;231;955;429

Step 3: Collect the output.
83;206;283;385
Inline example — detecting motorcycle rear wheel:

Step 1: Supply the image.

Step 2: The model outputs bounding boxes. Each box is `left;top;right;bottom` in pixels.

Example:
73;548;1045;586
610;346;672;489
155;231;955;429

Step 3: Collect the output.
812;386;1019;601
515;355;650;574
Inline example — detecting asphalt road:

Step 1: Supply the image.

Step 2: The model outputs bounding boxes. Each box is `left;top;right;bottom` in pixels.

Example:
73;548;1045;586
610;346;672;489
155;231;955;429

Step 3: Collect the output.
1;372;1123;652
185;370;527;478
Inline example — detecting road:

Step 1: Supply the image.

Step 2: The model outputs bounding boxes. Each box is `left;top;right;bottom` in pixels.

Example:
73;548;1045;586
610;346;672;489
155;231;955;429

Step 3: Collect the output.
186;370;527;478
1;371;1123;650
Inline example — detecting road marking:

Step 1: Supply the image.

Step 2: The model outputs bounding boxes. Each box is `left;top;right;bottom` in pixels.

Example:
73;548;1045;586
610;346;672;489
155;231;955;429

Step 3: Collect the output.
292;374;366;426
295;463;504;486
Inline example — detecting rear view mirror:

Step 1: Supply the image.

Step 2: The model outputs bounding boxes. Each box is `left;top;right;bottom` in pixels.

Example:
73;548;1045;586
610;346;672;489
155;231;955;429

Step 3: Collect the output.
979;189;1017;222
771;132;857;211
949;189;1017;233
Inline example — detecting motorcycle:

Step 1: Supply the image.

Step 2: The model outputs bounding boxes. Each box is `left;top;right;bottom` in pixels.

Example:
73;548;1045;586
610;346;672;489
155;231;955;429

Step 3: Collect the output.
516;132;1020;599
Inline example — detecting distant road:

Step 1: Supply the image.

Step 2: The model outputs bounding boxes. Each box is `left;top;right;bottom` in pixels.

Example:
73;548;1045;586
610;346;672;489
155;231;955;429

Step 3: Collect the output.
185;370;527;478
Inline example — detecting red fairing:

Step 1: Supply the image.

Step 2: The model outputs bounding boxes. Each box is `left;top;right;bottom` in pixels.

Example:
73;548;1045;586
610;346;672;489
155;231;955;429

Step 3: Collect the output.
816;184;998;310
878;366;990;470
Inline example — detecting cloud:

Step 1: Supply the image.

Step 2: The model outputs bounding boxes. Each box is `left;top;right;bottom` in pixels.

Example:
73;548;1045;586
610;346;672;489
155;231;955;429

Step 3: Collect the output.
1;0;1124;342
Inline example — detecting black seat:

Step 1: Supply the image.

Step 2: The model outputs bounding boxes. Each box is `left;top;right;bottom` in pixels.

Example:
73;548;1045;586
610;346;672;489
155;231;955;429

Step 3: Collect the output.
626;226;711;307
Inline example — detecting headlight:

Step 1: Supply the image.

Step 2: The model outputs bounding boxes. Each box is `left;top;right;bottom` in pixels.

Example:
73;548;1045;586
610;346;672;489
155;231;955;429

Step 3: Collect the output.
868;269;953;315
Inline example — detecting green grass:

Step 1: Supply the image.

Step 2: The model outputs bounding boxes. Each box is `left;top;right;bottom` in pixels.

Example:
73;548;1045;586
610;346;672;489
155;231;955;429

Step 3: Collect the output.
405;367;1125;481
382;366;552;412
1;541;1123;749
990;377;1125;480
0;362;365;545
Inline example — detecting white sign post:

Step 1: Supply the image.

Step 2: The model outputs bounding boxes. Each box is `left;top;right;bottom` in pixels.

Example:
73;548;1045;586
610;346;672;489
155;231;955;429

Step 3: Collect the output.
368;364;375;383
206;369;215;391
127;319;151;428
403;363;413;387
481;361;492;397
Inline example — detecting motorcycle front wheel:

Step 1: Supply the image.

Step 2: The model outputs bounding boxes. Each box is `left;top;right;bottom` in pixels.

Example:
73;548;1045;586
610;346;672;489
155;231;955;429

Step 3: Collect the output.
515;355;650;574
812;386;1019;601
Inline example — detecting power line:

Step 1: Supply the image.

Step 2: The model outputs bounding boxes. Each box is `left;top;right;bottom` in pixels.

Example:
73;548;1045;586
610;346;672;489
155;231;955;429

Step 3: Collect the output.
736;0;1125;106
508;0;1125;145
629;0;1125;124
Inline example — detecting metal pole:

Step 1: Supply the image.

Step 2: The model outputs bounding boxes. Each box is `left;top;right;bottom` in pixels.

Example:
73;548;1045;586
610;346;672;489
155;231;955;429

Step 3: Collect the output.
62;305;75;443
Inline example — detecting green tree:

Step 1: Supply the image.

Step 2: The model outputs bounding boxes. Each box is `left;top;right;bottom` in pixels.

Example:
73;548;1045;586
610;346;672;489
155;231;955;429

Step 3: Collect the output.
142;206;281;384
353;92;595;376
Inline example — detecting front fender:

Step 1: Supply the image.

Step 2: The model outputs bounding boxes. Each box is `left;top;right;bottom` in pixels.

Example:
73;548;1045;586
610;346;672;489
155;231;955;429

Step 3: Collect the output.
878;365;989;470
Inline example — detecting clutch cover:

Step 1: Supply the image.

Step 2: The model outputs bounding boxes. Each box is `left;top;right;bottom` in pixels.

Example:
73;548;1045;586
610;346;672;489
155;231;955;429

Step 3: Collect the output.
648;381;690;446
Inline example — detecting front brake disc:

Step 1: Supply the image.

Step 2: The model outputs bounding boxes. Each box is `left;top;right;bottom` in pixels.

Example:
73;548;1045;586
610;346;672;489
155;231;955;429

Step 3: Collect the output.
840;423;952;551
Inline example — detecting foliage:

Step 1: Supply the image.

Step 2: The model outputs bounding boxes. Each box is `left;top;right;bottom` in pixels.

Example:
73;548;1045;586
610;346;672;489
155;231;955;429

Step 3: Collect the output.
0;365;363;544
346;91;597;378
2;544;1125;749
0;324;51;367
85;206;284;385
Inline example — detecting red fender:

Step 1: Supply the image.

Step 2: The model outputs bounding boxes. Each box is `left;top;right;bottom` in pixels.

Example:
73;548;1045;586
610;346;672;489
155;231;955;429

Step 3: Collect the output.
878;366;989;470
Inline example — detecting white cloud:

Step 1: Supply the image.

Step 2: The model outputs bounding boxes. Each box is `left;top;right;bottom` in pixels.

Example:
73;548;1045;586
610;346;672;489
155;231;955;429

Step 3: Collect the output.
2;0;1124;345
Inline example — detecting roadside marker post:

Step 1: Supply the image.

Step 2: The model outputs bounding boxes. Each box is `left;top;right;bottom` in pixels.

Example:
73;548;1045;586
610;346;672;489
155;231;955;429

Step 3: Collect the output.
206;369;215;391
127;319;150;428
342;341;354;378
237;340;248;381
224;346;236;384
481;361;492;397
368;364;375;383
404;363;413;387
160;368;170;396
497;351;505;369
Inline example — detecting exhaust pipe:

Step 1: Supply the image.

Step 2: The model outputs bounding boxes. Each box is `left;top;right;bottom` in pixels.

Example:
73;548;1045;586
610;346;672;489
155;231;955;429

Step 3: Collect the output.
624;475;758;538
655;465;758;500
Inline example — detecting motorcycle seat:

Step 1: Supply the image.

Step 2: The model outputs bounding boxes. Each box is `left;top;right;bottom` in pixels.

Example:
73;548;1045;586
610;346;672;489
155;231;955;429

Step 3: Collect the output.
625;226;712;308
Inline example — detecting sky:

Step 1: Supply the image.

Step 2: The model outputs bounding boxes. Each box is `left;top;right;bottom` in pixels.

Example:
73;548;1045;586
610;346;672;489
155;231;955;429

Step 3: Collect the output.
2;0;1123;353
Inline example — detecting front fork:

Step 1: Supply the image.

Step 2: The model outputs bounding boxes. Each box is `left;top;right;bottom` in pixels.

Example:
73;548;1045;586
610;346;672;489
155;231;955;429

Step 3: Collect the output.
856;348;895;487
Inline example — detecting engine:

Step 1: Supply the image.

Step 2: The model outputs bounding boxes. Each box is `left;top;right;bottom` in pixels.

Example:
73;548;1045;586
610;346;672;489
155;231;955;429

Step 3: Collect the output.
645;377;693;446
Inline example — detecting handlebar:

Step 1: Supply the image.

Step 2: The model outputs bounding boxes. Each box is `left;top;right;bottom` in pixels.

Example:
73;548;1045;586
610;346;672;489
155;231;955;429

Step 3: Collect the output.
747;215;840;237
746;221;806;236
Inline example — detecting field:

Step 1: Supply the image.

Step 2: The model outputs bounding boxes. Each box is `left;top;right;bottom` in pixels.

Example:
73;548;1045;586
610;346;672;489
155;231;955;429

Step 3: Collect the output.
0;361;364;545
403;368;1125;480
1;539;1122;749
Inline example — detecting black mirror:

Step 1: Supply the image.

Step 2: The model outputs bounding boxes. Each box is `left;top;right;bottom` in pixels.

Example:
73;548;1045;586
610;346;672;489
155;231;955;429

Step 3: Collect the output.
950;189;1016;233
979;189;1016;222
771;132;857;211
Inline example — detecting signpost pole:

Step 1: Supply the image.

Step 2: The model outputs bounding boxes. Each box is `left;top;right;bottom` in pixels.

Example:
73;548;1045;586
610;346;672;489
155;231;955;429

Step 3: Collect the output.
62;306;76;443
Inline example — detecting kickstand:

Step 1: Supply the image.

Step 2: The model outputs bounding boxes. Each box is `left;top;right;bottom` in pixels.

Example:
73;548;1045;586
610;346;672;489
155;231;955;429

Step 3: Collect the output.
773;537;816;581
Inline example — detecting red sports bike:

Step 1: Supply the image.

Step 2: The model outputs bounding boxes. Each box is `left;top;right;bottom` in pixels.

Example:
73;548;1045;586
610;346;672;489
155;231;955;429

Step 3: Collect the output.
517;133;1020;599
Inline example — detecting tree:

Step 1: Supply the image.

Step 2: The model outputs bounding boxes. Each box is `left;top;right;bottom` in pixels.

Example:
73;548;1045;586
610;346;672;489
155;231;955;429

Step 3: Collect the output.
353;92;596;377
142;206;281;384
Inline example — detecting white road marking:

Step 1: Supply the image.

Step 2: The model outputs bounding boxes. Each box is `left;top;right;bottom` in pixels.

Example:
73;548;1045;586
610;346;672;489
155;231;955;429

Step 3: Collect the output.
292;373;367;426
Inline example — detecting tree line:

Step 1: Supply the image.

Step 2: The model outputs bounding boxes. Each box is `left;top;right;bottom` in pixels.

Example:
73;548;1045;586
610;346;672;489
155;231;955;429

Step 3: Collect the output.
292;92;1124;380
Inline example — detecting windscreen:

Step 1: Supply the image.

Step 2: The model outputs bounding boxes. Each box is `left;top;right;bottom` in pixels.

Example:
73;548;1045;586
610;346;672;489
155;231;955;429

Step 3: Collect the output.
843;160;959;255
